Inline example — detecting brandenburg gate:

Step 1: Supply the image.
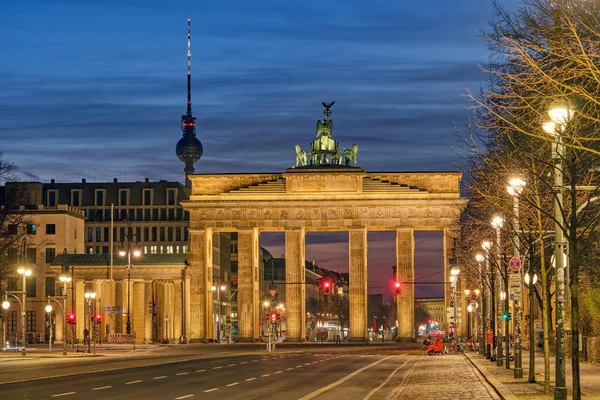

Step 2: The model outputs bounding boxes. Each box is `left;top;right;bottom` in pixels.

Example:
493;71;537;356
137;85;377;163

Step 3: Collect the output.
182;103;466;342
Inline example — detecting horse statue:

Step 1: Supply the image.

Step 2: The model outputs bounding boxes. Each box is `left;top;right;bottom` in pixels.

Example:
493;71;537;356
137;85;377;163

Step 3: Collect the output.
331;143;341;165
295;144;309;166
343;144;358;166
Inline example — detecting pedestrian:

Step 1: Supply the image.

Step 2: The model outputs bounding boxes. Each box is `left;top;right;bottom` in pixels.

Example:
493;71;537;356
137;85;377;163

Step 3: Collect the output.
83;328;89;345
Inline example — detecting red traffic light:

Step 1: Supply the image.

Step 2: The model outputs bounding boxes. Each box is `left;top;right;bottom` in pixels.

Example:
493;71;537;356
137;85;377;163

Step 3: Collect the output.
322;279;332;294
95;313;102;323
67;311;76;324
269;312;278;323
394;281;401;294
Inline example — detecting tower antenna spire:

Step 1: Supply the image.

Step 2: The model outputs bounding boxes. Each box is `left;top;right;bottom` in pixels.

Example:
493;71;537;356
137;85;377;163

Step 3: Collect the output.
187;18;192;116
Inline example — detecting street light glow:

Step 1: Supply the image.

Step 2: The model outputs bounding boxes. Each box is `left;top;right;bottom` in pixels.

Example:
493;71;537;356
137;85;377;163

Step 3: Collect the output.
482;240;492;251
45;304;53;313
548;100;574;125
133;249;141;257
475;253;484;262
524;272;538;286
464;289;471;296
17;267;25;275
119;249;126;257
506;178;526;196
450;266;460;276
1;300;9;310
491;215;504;229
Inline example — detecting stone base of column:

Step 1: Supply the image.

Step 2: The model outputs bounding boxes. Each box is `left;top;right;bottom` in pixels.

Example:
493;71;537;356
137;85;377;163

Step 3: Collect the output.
349;337;369;343
188;338;207;343
284;337;304;343
395;337;416;343
237;337;256;343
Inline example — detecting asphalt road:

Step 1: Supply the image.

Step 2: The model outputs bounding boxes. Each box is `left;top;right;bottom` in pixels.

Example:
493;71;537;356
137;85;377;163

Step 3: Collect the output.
0;351;420;400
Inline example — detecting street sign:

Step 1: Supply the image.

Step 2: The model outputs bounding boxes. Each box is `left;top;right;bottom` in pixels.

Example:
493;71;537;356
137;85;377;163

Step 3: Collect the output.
268;289;278;298
509;273;522;301
103;306;112;312
509;257;522;272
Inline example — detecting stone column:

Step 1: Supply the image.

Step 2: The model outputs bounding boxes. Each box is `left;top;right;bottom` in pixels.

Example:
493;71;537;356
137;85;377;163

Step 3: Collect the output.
133;281;145;343
188;228;213;342
238;228;260;341
183;268;191;341
115;281;123;334
173;280;182;341
443;229;456;334
285;228;306;342
75;280;85;341
144;281;153;343
396;228;415;340
349;227;368;342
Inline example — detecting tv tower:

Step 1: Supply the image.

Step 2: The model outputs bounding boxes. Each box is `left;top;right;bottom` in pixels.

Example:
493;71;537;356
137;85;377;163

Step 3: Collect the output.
176;18;203;188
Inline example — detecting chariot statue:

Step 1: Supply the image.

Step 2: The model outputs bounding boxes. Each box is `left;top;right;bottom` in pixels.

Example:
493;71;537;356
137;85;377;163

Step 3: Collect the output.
293;101;358;168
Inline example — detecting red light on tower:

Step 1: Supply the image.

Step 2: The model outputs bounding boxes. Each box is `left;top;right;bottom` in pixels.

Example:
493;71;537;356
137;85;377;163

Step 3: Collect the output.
394;281;401;294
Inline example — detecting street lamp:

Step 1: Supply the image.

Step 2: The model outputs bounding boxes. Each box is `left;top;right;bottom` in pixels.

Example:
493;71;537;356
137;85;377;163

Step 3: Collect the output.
449;265;460;347
119;236;141;335
507;177;526;378
524;268;538;382
491;215;506;367
84;291;96;354
212;283;227;342
17;262;32;357
475;253;486;356
482;240;494;359
543;99;573;400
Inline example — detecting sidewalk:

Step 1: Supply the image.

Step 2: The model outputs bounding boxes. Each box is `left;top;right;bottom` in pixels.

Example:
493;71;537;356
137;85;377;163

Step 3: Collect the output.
466;350;600;399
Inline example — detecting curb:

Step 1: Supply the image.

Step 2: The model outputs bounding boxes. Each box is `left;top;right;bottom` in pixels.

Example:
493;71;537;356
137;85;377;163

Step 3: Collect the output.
465;353;519;400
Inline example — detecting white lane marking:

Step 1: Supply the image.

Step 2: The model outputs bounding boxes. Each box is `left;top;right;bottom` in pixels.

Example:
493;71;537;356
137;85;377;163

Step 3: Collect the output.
319;360;324;362
312;361;318;364
226;382;239;387
196;369;206;372
175;395;195;400
363;357;413;400
275;371;282;374
228;364;236;367
296;365;302;368
298;355;395;400
204;388;219;393
213;366;223;369
261;374;271;377
240;361;248;364
245;377;256;381
176;372;189;376
126;380;142;385
92;386;112;391
286;367;293;370
51;393;76;398
153;376;167;380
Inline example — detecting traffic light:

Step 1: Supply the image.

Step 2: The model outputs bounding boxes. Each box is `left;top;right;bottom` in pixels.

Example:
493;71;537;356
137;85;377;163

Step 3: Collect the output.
269;312;278;323
394;281;401;294
67;311;76;324
502;312;511;321
95;313;102;324
322;279;332;294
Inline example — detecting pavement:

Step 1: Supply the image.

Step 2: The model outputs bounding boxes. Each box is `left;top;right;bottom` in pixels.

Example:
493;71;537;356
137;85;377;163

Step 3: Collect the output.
0;342;504;399
466;350;600;400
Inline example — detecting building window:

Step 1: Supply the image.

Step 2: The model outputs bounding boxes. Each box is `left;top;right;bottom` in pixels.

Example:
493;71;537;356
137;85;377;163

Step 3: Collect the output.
27;224;37;235
26;248;36;263
144;209;151;221
46;277;56;297
96;227;101;242
144;246;148;254
184;227;189;241
102;246;109;254
26;277;36;298
143;189;153;206
136;209;143;221
119;189;129;206
176;209;183;220
8;277;18;291
7;224;17;235
152;227;157;241
166;246;174;254
45;248;56;263
47;190;58;207
7;311;17;333
26;311;36;333
46;224;56;235
160;209;166;221
167;227;173;241
120;209;127;221
119;227;125;241
87;246;94;254
231;243;238;254
168;209;175;221
150;245;158;254
87;228;93;242
231;261;238;273
167;189;176;206
136;227;141;241
104;227;109;242
104;209;111;221
159;246;164;254
128;209;135;221
144;227;149;241
175;227;181;241
71;190;81;207
95;190;105;206
182;245;187;253
8;248;17;262
152;209;159;221
175;245;180;253
160;227;165;241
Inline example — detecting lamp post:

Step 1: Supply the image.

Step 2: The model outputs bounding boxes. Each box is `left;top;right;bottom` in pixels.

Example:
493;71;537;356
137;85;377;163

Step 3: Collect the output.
449;265;460;351
482;240;493;359
59;249;71;355
491;215;505;367
543;100;572;400
212;282;226;342
2;289;25;352
17;258;32;357
84;291;96;354
507;177;526;378
475;253;486;356
119;234;141;335
525;267;538;383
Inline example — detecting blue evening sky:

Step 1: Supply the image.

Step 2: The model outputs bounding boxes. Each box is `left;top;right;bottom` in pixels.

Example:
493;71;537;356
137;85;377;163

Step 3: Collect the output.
0;0;518;298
